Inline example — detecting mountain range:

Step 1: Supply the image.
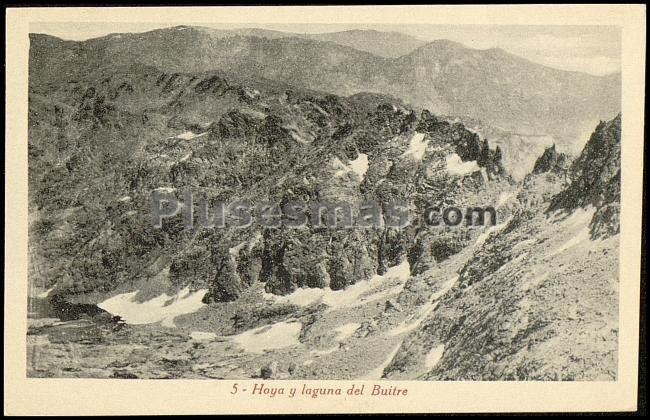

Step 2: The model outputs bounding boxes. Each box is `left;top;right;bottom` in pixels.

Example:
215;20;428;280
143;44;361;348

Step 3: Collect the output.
230;27;428;58
30;25;620;162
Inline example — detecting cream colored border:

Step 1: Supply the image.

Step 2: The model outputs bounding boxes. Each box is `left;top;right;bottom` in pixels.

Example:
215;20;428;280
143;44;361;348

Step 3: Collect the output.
5;5;645;415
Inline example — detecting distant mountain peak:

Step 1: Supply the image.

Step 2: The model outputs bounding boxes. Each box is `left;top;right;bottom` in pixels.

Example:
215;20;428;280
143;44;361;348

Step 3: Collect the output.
306;29;427;58
418;39;468;51
429;38;466;47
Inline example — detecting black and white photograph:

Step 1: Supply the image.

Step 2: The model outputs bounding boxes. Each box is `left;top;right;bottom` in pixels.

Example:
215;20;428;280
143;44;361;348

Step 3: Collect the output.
5;4;644;415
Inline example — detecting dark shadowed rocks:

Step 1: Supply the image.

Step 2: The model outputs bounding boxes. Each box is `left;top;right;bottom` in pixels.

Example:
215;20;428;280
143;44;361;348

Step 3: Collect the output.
549;114;621;238
550;114;621;211
531;144;570;175
590;202;620;239
203;244;244;303
260;361;279;379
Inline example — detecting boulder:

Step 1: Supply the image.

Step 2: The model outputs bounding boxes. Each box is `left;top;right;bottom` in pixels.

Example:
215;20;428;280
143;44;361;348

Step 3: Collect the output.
260;361;278;379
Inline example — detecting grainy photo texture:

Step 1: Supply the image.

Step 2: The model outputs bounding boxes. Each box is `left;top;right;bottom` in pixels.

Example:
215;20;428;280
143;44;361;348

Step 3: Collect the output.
27;22;621;382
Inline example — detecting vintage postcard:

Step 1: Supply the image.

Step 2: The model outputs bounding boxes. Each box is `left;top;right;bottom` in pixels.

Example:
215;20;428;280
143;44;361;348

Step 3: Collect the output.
4;5;645;415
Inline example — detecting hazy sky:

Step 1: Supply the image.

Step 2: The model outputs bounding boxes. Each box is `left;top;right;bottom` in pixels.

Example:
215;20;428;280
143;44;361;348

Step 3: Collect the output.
31;22;621;76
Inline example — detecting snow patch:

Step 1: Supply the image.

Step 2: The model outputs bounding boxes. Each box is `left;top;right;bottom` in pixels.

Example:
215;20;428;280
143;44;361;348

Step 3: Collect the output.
176;131;208;140
333;153;369;180
475;217;511;247
348;153;369;179
334;323;360;341
249;232;263;249
551;206;595;226
360;344;401;379
98;287;208;328
332;157;349;176
310;347;338;356
229;242;247;257
263;260;410;310
546;227;591;258
546;206;596;258
402;132;428;160
388;301;439;337
154;187;176;193
290;131;308;144
37;287;55;299
497;192;515;207
242;90;261;100
431;275;460;301
322;260;410;310
311;102;330;117
388;275;458;336
265;287;324;307
240;108;266;119
190;331;217;341
445;153;480;176
424;344;445;369
231;321;302;354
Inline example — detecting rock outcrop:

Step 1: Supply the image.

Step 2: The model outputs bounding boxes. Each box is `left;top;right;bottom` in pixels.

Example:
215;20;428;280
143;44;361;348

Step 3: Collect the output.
550;114;621;238
531;144;570;175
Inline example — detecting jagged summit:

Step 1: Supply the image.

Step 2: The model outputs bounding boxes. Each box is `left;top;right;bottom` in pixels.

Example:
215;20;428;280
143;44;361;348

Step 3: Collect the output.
550;114;621;211
531;144;570;175
547;114;621;239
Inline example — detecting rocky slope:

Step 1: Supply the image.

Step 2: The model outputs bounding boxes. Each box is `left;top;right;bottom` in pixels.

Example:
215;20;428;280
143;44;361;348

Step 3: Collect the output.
28;62;510;304
380;115;620;380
